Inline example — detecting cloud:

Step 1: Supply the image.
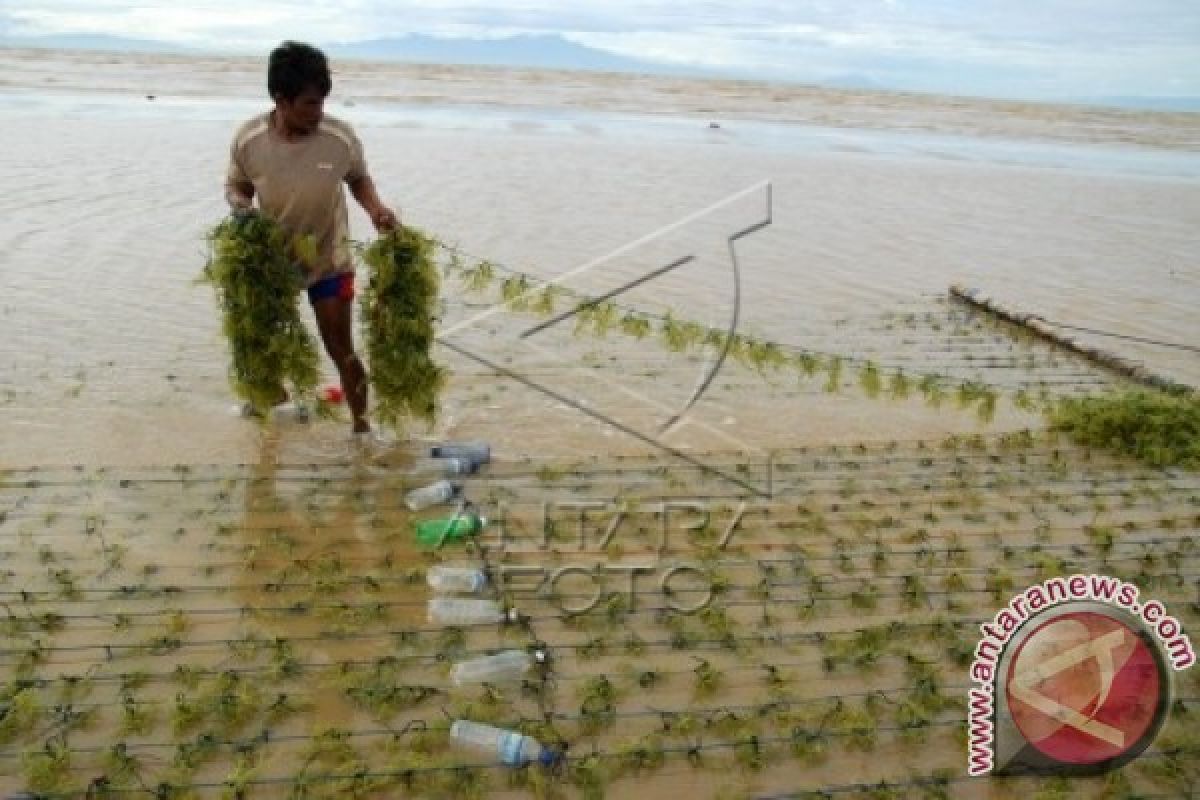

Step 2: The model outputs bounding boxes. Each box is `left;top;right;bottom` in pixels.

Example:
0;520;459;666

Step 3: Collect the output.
570;11;1200;96
4;2;360;47
2;0;1197;97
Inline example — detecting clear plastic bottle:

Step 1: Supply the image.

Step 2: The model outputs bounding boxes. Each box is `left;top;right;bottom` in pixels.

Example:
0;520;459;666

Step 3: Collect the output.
428;597;517;626
427;565;487;594
404;479;460;511
450;650;533;686
430;441;491;467
450;720;558;767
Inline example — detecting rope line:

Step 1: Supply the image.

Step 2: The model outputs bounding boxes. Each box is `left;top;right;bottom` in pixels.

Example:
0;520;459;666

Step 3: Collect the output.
1039;318;1200;354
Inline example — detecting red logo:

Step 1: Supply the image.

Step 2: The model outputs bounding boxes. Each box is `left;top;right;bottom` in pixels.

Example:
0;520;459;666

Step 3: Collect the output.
1005;611;1163;765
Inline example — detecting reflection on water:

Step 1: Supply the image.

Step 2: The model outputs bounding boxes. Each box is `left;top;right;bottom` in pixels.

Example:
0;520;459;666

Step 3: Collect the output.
232;432;433;727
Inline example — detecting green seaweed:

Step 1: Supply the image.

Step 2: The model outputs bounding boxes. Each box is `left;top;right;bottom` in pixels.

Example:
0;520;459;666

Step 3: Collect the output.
1048;389;1200;468
201;214;319;411
22;737;73;793
859;361;883;399
360;226;446;431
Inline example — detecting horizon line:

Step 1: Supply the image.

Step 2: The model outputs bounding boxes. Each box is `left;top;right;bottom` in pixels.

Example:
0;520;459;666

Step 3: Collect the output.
0;33;1197;112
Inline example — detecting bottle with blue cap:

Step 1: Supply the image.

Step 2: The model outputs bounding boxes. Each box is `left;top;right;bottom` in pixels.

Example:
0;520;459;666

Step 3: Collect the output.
430;441;491;467
412;456;478;477
450;720;560;767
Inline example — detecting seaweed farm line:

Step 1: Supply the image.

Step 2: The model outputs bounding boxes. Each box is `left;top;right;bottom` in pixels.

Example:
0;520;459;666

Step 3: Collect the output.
1;430;1198;799
0;276;1131;467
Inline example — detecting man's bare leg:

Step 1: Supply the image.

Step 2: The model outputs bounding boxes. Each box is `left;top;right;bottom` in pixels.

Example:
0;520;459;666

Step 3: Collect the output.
312;295;369;433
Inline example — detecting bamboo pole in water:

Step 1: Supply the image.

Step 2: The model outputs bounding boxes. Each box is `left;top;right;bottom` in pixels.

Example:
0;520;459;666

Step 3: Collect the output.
948;284;1192;394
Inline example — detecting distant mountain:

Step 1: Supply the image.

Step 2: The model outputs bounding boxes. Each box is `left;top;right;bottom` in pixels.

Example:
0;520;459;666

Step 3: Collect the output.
0;29;709;78
327;33;702;77
818;73;884;91
1080;96;1200;113
2;29;1193;113
0;32;194;54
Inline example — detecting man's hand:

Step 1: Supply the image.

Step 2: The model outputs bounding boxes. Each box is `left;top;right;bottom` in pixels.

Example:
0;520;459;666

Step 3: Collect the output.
226;181;256;215
348;175;398;233
231;205;258;223
370;206;399;233
229;203;259;232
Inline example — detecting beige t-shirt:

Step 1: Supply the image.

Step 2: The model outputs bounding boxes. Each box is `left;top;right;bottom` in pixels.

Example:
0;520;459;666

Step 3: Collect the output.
226;112;367;285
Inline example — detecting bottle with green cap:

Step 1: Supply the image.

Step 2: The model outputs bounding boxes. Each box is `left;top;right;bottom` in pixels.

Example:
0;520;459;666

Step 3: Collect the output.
414;512;487;547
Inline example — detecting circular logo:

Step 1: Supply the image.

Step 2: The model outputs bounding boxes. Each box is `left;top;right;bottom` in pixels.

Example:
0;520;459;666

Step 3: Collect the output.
1005;610;1169;768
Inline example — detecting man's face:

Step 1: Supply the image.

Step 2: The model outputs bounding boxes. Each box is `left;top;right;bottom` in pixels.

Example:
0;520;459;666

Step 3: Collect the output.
275;87;325;135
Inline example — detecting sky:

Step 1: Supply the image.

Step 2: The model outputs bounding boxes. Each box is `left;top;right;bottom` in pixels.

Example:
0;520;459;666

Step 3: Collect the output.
1;1;1198;100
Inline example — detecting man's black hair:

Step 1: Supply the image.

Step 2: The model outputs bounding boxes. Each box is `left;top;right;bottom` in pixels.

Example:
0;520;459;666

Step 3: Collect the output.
268;41;332;100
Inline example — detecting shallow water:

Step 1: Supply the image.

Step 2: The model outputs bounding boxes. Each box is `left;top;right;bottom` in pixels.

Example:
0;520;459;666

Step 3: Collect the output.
0;49;1197;470
1;48;1198;799
5;87;1199;180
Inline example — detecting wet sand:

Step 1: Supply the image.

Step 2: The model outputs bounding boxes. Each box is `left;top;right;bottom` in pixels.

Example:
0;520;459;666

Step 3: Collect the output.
3;47;1198;151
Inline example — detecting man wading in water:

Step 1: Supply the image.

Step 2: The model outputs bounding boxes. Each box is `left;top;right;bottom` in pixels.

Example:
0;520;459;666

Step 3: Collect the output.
225;40;397;441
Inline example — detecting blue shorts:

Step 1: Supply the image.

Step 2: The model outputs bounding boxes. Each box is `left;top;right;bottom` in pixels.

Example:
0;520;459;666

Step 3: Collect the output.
307;272;355;304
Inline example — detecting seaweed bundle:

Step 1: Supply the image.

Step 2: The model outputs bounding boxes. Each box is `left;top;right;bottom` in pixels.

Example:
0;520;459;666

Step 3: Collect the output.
360;226;446;431
1050;389;1200;468
201;214;319;411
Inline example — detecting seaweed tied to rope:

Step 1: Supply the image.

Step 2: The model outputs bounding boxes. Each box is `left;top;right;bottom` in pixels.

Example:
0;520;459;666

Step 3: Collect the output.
1049;388;1200;468
360;226;446;431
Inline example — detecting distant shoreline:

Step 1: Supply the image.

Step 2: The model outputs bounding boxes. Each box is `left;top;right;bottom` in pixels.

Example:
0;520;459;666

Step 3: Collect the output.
3;36;1199;114
1;45;1198;153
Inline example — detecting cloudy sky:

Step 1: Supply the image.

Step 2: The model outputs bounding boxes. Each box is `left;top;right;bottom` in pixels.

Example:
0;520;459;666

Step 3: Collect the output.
1;0;1197;99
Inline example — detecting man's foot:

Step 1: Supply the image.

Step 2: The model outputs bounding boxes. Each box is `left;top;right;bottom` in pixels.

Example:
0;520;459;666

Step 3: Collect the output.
351;429;400;459
352;429;393;446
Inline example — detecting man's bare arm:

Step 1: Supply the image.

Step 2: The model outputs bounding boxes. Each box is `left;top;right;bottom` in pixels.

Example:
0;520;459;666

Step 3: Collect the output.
348;175;398;231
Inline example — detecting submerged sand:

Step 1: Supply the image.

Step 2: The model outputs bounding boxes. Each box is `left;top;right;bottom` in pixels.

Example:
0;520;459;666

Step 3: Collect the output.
0;47;1198;800
0;48;1197;467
